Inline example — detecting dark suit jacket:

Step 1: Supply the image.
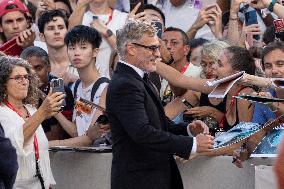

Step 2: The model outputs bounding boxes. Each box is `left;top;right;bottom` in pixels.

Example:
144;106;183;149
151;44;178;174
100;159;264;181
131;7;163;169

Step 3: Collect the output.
106;63;193;189
0;125;18;189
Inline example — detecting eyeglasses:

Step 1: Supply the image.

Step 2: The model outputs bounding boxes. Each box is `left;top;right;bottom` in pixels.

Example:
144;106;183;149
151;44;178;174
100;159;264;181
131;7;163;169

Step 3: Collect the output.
132;42;160;53
9;74;31;83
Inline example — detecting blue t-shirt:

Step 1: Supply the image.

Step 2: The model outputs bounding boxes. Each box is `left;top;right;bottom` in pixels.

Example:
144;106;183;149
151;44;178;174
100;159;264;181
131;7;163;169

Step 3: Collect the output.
252;89;277;125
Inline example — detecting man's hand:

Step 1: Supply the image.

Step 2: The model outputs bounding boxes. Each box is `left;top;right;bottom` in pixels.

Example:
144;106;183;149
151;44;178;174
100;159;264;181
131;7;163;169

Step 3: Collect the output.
86;123;110;141
188;120;209;136
127;3;147;23
16;29;35;48
90;19;108;36
207;4;223;39
196;134;214;153
191;5;216;30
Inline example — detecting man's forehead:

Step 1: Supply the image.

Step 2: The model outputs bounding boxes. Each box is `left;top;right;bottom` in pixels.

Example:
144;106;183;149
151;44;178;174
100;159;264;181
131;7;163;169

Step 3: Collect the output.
1;10;25;20
162;31;182;40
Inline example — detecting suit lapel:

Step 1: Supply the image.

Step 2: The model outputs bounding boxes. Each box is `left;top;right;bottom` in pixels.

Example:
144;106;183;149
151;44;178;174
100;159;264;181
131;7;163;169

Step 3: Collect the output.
115;63;168;130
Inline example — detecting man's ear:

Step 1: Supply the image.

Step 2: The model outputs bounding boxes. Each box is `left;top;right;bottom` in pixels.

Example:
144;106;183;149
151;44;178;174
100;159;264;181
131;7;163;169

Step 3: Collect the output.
0;25;3;33
92;48;100;58
126;43;136;56
39;33;45;42
184;45;190;55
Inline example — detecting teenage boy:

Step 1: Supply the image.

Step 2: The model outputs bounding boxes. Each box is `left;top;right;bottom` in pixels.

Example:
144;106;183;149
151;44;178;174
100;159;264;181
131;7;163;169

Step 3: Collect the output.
50;25;109;147
0;0;35;55
38;9;78;84
20;46;74;140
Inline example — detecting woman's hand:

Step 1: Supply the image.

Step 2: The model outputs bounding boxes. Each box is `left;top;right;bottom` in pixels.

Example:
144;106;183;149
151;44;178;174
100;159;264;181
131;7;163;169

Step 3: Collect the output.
184;106;215;118
39;88;65;119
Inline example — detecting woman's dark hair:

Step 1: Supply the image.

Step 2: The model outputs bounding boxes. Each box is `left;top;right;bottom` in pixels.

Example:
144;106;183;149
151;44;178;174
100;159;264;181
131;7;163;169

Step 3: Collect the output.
38;9;69;33
64;25;102;48
225;46;255;75
261;41;284;69
20;46;49;66
0;56;39;106
248;46;263;59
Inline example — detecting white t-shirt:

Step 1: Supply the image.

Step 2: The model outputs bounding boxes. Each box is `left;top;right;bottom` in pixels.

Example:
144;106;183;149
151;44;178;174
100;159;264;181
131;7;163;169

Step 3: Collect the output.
157;0;215;40
82;9;128;78
71;80;108;136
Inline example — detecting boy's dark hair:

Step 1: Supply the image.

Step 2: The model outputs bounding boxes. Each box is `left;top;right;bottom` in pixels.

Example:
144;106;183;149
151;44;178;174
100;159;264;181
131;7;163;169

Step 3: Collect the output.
225;46;255;75
187;38;208;61
143;4;165;26
261;41;284;69
20;46;49;66
64;25;102;48
54;0;73;17
38;9;69;33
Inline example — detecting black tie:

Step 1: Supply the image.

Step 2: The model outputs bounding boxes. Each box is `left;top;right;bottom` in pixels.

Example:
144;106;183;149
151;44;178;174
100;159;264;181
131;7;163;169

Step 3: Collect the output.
143;73;159;96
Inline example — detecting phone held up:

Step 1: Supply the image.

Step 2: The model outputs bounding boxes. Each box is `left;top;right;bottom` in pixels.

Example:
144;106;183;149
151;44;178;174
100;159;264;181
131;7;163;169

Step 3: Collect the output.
50;78;66;107
244;9;260;40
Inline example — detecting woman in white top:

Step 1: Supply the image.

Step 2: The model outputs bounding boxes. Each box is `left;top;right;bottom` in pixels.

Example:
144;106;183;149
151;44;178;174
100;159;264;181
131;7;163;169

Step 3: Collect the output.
0;56;65;189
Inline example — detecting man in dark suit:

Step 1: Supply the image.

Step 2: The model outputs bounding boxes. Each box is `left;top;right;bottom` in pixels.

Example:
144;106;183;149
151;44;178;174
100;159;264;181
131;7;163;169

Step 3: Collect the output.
106;21;214;189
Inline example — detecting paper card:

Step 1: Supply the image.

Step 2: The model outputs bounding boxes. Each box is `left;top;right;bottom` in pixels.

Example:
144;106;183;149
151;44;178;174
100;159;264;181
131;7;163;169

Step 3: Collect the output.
208;72;244;98
206;71;245;87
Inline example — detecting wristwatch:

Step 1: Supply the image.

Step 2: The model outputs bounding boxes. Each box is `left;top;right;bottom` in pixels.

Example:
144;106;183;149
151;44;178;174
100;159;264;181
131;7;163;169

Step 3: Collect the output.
104;29;113;38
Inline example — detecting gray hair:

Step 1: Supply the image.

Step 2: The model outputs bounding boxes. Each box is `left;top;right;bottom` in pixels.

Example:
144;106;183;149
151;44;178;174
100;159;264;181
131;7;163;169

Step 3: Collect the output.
116;21;157;59
202;40;230;62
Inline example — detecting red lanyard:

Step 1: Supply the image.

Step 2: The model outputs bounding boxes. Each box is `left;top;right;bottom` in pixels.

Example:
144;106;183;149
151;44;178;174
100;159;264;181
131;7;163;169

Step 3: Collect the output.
219;87;245;129
180;63;190;74
4;100;40;160
105;9;114;26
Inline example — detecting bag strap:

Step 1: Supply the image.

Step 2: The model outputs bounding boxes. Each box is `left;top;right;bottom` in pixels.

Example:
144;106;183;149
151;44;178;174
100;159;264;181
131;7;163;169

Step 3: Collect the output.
73;79;81;100
90;77;110;102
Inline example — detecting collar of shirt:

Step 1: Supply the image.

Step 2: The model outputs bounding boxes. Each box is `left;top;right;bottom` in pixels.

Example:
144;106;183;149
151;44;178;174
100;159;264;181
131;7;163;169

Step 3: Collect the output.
119;60;145;78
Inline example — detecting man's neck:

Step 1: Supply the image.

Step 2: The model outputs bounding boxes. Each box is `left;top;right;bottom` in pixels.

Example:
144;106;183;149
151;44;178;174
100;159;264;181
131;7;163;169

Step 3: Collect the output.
90;3;112;15
171;59;188;72
48;45;69;65
78;62;100;88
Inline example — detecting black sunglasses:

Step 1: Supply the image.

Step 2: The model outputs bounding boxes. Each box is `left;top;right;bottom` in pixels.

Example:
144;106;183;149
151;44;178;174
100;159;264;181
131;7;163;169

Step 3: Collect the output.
132;42;160;52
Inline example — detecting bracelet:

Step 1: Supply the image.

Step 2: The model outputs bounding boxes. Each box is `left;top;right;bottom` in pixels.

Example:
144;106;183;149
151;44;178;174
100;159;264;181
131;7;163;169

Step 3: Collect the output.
268;0;276;12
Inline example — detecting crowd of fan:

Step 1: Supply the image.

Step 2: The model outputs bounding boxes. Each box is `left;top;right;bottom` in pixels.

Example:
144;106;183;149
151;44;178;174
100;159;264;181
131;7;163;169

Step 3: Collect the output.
0;0;284;188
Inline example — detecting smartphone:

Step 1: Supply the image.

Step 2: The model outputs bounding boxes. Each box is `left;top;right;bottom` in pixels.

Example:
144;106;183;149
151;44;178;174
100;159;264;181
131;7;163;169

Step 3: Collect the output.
152;21;163;38
182;99;193;109
244;9;260;40
50;78;66;107
130;0;144;13
93;16;98;20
